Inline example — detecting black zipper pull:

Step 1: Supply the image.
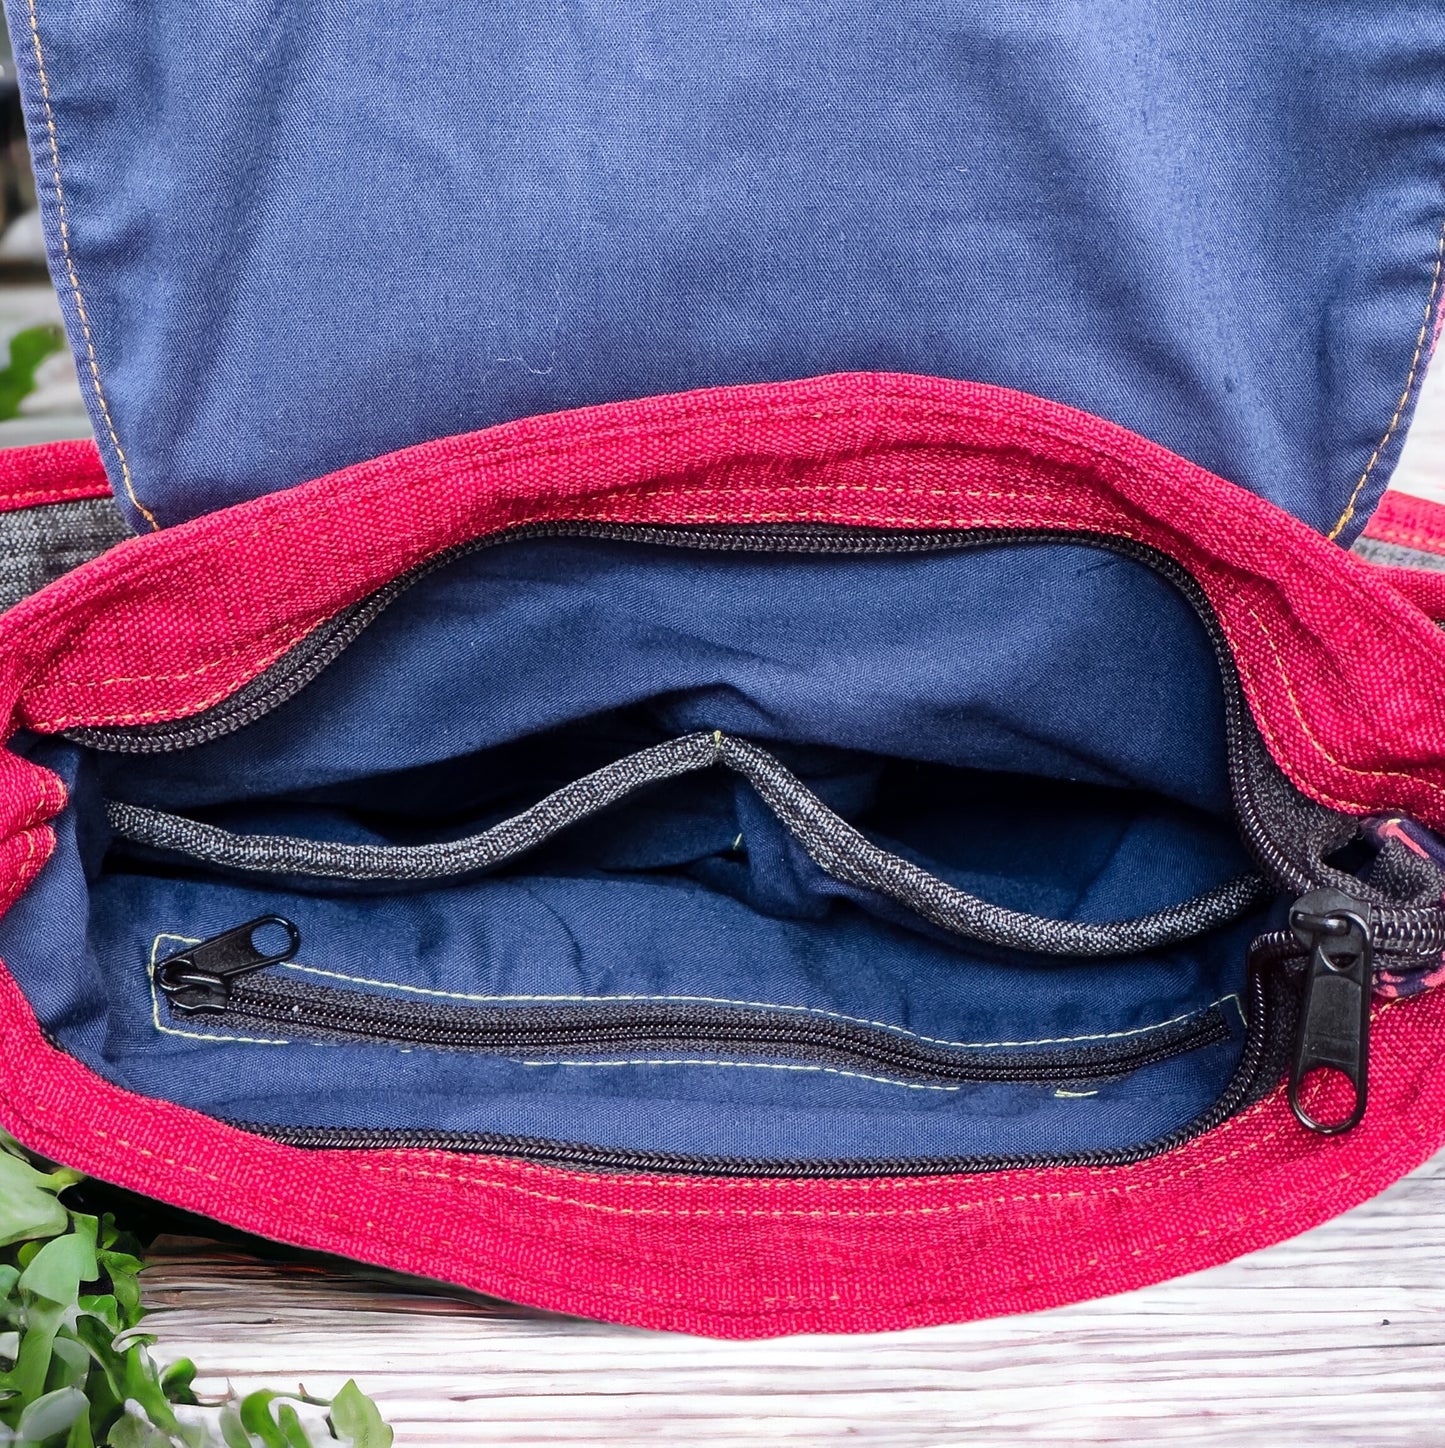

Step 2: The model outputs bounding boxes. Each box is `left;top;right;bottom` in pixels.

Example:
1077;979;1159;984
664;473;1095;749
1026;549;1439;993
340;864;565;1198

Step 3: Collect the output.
1287;889;1373;1136
154;916;301;1015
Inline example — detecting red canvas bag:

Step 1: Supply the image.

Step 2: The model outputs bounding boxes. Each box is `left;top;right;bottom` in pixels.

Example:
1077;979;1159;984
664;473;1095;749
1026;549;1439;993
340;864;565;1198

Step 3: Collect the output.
0;3;1443;1337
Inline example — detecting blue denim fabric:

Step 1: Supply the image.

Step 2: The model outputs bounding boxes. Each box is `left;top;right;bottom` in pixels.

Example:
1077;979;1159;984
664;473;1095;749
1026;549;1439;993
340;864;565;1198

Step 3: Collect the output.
0;540;1266;1161
7;2;1443;535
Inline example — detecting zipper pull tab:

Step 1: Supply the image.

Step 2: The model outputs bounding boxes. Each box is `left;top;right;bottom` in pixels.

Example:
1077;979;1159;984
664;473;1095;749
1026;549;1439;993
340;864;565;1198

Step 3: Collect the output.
154;916;300;1015
1288;889;1373;1136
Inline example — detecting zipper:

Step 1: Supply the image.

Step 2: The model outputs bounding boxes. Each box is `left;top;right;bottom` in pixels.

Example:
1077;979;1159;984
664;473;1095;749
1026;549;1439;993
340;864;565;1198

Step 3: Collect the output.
111;729;1273;958
65;521;1432;900
151;916;1234;1087
232;957;1283;1178
1286;890;1373;1134
151;916;302;1013
65;523;984;757
1247;880;1445;1135
85;521;1445;1148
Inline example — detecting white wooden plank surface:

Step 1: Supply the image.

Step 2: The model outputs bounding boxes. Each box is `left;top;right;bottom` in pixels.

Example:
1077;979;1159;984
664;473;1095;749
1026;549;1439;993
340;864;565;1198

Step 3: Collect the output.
1389;338;1445;504
137;357;1445;1443
140;1150;1445;1447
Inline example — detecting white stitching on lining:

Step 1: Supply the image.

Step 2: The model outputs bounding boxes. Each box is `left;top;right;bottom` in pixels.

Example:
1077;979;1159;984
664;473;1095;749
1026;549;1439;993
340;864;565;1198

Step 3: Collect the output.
147;933;290;1045
146;932;1241;1062
514;1057;971;1091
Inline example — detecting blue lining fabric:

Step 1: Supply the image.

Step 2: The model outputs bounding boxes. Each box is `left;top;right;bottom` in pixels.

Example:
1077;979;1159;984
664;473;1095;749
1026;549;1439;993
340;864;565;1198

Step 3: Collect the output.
101;537;1231;813
0;539;1272;1161
9;2;1444;535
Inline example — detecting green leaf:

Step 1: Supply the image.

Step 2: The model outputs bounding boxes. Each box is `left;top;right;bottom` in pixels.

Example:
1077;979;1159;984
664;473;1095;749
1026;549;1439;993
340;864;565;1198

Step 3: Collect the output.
15;1385;88;1444
46;1338;90;1391
0;325;66;422
157;1360;197;1406
0;1143;83;1197
0;1156;71;1249
218;1404;256;1448
94;1253;143;1332
103;1413;172;1448
0;1137;394;1448
69;1216;99;1261
10;1297;66;1408
76;1298;121;1339
19;1233;98;1305
118;1345;181;1435
70;1316;126;1408
238;1392;300;1448
273;1403;313;1448
64;1405;96;1448
326;1384;390;1448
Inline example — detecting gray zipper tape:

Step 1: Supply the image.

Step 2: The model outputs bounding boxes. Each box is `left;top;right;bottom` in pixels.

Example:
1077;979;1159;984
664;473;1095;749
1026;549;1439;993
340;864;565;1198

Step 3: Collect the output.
105;730;1272;958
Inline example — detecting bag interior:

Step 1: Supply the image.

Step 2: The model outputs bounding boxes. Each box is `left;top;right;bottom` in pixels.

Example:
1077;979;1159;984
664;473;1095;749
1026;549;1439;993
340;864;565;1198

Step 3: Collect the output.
0;534;1283;1165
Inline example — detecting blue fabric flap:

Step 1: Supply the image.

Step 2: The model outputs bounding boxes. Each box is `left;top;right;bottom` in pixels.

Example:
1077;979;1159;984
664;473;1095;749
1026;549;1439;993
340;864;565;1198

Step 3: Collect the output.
7;2;1444;534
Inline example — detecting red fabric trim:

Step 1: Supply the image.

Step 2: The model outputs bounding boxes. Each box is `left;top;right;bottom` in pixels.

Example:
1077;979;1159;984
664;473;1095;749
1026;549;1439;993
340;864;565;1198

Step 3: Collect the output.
0;438;110;514
1368;565;1445;623
3;373;1445;1336
3;969;1443;1337
1361;489;1445;556
6;372;1445;826
1360;492;1445;617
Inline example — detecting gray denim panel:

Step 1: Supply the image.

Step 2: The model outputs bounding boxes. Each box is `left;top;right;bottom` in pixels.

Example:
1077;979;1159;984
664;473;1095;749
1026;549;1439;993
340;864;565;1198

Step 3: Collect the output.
1350;537;1445;573
107;730;1273;959
0;496;129;612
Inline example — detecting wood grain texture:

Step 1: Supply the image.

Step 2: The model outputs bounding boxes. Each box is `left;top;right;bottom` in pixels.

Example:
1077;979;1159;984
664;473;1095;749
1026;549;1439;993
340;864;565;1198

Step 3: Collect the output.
138;354;1445;1445
140;1151;1445;1447
1390;338;1445;505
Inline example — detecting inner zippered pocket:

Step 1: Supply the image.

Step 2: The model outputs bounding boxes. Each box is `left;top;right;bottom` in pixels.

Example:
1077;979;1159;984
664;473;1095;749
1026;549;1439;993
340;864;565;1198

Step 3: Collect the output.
111;730;1271;960
146;917;1243;1091
42;524;1445;1173
119;722;1265;1108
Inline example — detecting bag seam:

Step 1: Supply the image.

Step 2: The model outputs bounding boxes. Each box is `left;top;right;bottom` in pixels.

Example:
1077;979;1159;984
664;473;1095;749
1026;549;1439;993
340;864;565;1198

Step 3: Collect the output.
0;380;1222;680
21;0;158;530
1328;209;1445;541
25;503;1445;817
0;378;1409;681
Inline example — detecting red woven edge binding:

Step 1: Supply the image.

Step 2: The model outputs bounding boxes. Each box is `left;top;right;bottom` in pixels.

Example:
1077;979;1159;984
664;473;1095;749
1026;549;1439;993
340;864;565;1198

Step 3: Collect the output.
1363;489;1445;556
1360;491;1445;617
1;372;1444;1338
0;437;109;513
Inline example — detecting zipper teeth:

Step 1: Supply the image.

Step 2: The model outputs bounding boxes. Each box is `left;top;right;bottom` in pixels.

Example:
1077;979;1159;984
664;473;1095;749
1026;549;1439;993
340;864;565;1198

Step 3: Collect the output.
76;520;1439;1173
1246;930;1302;974
214;982;1231;1086
63;520;1334;893
53;521;1239;755
64;526;598;755
1257;913;1445;963
1372;908;1445;956
236;966;1274;1177
66;524;982;756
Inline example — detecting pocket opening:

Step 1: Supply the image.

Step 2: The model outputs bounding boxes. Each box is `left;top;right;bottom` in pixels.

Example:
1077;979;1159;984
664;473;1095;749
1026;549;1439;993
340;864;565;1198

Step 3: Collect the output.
7;532;1338;1167
108;729;1272;958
